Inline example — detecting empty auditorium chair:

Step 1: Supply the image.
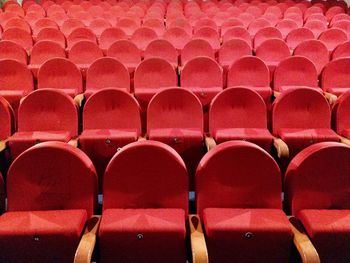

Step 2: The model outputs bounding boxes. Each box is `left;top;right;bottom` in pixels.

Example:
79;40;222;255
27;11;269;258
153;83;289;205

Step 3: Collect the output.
167;18;192;35
305;6;324;19
332;41;350;59
68;41;103;75
332;20;350;38
0;95;14;145
247;18;271;38
0;141;98;263
130;27;158;51
319;28;348;53
134;58;177;108
285;142;350;263
0;59;33;113
326;5;345;21
238;12;255;28
147;88;204;179
163;27;192;51
253;27;283;50
116;17;139;37
196;141;298;263
305;13;328;24
256;38;290;79
222;26;252;47
60;18;85;36
37;58;83;99
99;28;127;53
332;91;350;142
276;19;299;39
67;27;97;49
218;39;252;70
274;56;318;94
79;89;141;186
143;18;165;36
85;58;130;97
220;18;244;35
193;26;221;50
29;41;66;77
181;39;215;66
0;12;18;28
194;18;218;33
322;58;350;97
36;28;66;48
303;20;326;39
0;40;27;64
286;28;315;51
48;11;68;27
2;28;33;52
31;18;59;37
24;11;45;26
294;39;329;75
227;56;271;104
4;3;24;17
107;40;141;74
3;17;31;34
144;39;178;68
272;88;340;158
70;11;94;26
99;140;193;263
89;18;111;37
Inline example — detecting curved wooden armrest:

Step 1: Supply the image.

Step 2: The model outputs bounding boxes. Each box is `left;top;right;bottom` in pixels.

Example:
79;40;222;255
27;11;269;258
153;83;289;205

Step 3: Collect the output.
74;94;85;107
74;215;101;263
273;137;289;159
189;214;209;263
273;90;281;98
0;140;7;152
205;136;216;152
289;216;320;263
340;136;350;147
324;92;337;105
137;136;147;141
68;138;79;148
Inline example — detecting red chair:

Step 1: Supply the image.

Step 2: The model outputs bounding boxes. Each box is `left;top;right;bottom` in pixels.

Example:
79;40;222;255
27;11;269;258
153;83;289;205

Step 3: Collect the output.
60;18;85;36
130;27;158;51
116;17;139;37
193;26;221;50
322;57;350;97
31;18;58;36
144;39;178;68
304;20;327;38
167;18;192;35
332;90;350;141
0;40;27;64
2;28;33;52
276;19;298;39
253;27;283;50
163;27;191;51
220;18;244;36
194;18;218;33
286;28;315;51
0;141;98;263
89;18;111;37
222;26;251;47
99;28;127;53
181;39;215;66
66;27;97;49
218;39;252;70
319;28;348;53
285;142;350;263
247;18;271;38
332;41;350;59
36;28;66;48
143;18;165;36
3;17;31;34
332;20;350;38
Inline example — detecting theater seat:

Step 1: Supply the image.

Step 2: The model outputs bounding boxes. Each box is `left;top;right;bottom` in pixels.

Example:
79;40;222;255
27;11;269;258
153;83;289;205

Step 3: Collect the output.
8;89;79;160
0;40;27;64
0;172;3;214
0;142;97;263
285;142;350;263
322;58;350;97
144;39;178;68
99;141;191;263
181;39;215;66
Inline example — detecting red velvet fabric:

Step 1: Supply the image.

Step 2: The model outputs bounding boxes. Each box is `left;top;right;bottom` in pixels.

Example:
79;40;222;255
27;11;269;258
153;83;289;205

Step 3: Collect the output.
181;39;215;66
99;28;127;52
322;58;350;96
0;96;14;141
0;172;4;214
253;27;283;50
332;41;350;60
66;27;97;48
319;28;348;52
36;28;66;49
285;28;315;51
203;208;293;263
222;26;251;47
130;27;158;51
99;208;187;263
163;27;191;51
218;39;252;69
2;28;33;51
333;91;350;137
193;26;221;50
144;39;178;67
0;209;87;263
0;40;27;64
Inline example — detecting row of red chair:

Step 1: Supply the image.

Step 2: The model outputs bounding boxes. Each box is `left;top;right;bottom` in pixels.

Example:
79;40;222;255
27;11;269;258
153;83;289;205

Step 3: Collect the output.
0;140;349;263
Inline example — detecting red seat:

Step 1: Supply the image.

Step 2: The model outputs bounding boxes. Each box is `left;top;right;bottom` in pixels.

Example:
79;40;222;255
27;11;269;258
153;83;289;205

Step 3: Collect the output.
0;40;27;64
285;142;350;263
99;141;188;263
60;18;85;36
272;88;339;157
304;20;328;38
247;18;271;38
79;88;141;188
31;18;58;36
319;28;348;53
220;18;244;36
332;41;350;59
2;27;33;52
163;27;191;51
194;18;218;33
143;18;165;36
181;39;215;66
8;89;78;159
66;27;97;49
3;17;31;34
253;27;283;50
116;17;139;37
0;95;14;142
36;28;66;48
322;58;350;97
196;141;293;263
47;12;68;27
193;26;221;50
166;18;192;36
130;27;158;51
0;141;97;263
276;19;299;39
99;27;127;53
88;18;111;37
286;28;315;51
222;26;251;47
144;39;178;68
332;90;350;138
218;39;252;70
37;57;83;97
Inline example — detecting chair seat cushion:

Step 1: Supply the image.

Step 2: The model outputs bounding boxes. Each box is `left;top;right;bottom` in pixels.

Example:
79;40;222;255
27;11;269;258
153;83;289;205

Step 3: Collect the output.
203;208;293;263
0;209;87;263
99;208;187;263
298;209;350;263
186;86;222;107
214;128;273;152
9;131;72;160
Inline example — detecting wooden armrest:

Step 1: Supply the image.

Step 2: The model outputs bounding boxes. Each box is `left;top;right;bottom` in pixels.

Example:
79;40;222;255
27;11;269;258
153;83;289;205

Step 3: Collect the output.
0;140;7;152
273;90;281;98
68;138;79;148
340;136;350;147
324;92;337;105
289;216;320;263
205;136;216;152
74;215;101;263
189;215;209;263
137;136;147;141
273;137;289;158
74;94;85;107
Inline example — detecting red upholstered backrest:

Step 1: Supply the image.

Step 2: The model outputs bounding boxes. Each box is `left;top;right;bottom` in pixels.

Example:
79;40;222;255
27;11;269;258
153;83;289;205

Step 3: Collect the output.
274;56;318;91
144;39;178;65
163;27;191;48
256;38;290;63
194;18;217;32
103;141;188;212
61;18;85;36
181;39;215;65
2;27;33;51
0;172;4;214
218;39;252;65
227;56;270;87
83;88;141;134
68;40;103;64
333;90;350;134
107;39;141;65
319;28;347;51
322;58;350;91
116;18;139;35
272;87;331;132
36;28;66;48
0;96;14;141
285;28;315;50
3;17;31;33
38;57;83;95
196;141;282;215
32;18;58;35
89;18;111;36
181;56;223;88
254;27;283;49
222;26;251;46
7;142;97;216
30;40;66;65
99;28;127;50
147;88;203;131
86;57;130;93
332;41;350;59
247;18;271;36
130;27;158;50
0;40;27;64
209;87;267;133
0;59;33;92
285;142;350;215
18;89;78;135
134;57;177;89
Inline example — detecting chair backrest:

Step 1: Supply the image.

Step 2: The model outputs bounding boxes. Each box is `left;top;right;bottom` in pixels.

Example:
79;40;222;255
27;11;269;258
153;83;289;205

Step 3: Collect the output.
272;87;331;132
304;20;327;38
0;40;27;64
285;142;350;214
68;40;103;65
116;17;139;36
332;41;350;59
130;27;158;51
274;56;318;91
319;28;348;51
32;18;58;36
83;88;141;133
143;18;165;36
333;90;350;135
209;87;267;134
89;18;111;36
286;28;315;50
3;17;31;33
196;141;282;216
220;18;244;35
254;27;283;49
256;38;290;64
222;26;251;47
194;18;218;33
67;27;97;48
7;142;97;217
0;95;14;141
103;141;188;212
61;18;85;36
193;26;220;49
86;57;130;93
147;88;203;132
248;18;271;37
181;39;215;65
218;39;252;67
2;27;33;51
30;40;66;65
163;27;192;50
227;56;270;88
134;57;177;90
36;28;66;48
107;39;141;66
321;57;350;92
0;59;33;92
38;57;83;95
144;39;178;66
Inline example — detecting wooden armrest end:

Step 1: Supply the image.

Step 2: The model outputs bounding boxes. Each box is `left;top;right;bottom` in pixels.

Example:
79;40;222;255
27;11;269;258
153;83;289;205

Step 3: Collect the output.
273;137;289;158
205;136;216;152
189;214;209;263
